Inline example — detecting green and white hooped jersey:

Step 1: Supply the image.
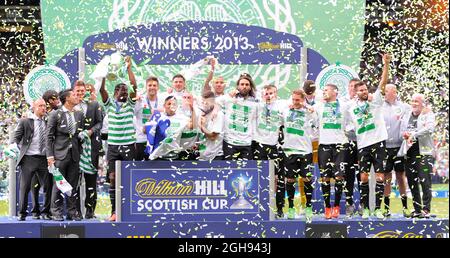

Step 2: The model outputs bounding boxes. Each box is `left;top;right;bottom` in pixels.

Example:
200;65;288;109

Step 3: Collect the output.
281;107;317;156
253;100;286;146
104;97;136;146
314;100;350;145
218;95;257;146
348;89;388;149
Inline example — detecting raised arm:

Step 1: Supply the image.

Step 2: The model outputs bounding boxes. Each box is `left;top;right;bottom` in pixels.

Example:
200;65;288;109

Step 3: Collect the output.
202;58;215;94
99;77;108;103
186;95;196;130
125;56;138;99
379;53;391;95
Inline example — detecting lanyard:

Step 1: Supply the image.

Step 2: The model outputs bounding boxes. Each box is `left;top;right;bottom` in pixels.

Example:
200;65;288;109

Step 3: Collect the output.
357;101;369;116
289;108;301;122
264;104;271;121
329;99;340;117
146;96;158;110
114;100;122;113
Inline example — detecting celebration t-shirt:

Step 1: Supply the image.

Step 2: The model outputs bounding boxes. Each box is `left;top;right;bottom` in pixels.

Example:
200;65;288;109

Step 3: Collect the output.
347;89;388;149
217;95;257;146
281;106;318;156
314;100;350;145
253;100;286;146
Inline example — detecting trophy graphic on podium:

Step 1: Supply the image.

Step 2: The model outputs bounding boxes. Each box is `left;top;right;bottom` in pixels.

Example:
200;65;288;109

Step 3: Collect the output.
230;175;254;209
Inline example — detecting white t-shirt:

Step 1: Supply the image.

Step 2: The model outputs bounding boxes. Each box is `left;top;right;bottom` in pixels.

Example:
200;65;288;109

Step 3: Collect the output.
281;106;318;156
304;91;322;142
347;89;388;149
253;100;286;146
382;100;411;148
198;110;225;160
217;95;257;146
314;100;350;145
180;107;200;150
134;96;164;143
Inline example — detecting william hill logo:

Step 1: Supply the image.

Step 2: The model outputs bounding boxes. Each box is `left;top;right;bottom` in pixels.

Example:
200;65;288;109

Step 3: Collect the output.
135;178;229;212
135;178;194;198
371;231;424;238
135;178;227;198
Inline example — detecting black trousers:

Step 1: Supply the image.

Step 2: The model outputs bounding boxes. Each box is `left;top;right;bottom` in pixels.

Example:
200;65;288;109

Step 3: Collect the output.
50;149;80;217
30;174;41;215
344;140;359;206
405;143;433;213
18;155;52;216
75;172;98;217
84;173;98;216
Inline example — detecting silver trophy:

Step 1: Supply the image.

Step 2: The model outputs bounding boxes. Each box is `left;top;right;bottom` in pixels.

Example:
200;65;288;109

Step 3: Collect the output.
230;176;254;209
106;52;122;81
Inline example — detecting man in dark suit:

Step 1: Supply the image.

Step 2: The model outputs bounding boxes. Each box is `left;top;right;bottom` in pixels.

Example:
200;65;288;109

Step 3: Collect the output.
74;80;103;219
11;99;53;221
46;88;85;221
28;90;61;219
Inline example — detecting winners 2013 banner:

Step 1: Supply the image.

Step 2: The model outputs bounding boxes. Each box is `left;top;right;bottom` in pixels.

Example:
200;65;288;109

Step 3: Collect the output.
116;160;273;222
40;0;365;99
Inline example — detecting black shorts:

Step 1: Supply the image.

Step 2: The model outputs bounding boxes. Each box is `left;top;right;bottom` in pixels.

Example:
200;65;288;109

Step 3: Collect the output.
178;149;199;160
135;142;149;161
358;141;386;173
107;144;136;176
318;143;348;178
384;147;405;173
252;141;284;176
283;153;313;179
251;141;281;160
223;141;252;160
347;140;359;168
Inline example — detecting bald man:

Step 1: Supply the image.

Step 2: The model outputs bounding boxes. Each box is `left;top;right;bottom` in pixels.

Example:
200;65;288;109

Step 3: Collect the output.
382;84;411;217
401;93;435;218
11;99;53;221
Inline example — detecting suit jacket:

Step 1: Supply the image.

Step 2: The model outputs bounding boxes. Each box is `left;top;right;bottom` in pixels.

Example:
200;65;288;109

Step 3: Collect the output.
12;117;46;165
400;110;436;156
46;108;85;162
82;100;104;168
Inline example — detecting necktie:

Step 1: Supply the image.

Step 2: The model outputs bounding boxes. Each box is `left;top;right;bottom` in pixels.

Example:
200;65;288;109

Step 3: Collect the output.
80;103;86;115
38;119;45;153
67;112;74;135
